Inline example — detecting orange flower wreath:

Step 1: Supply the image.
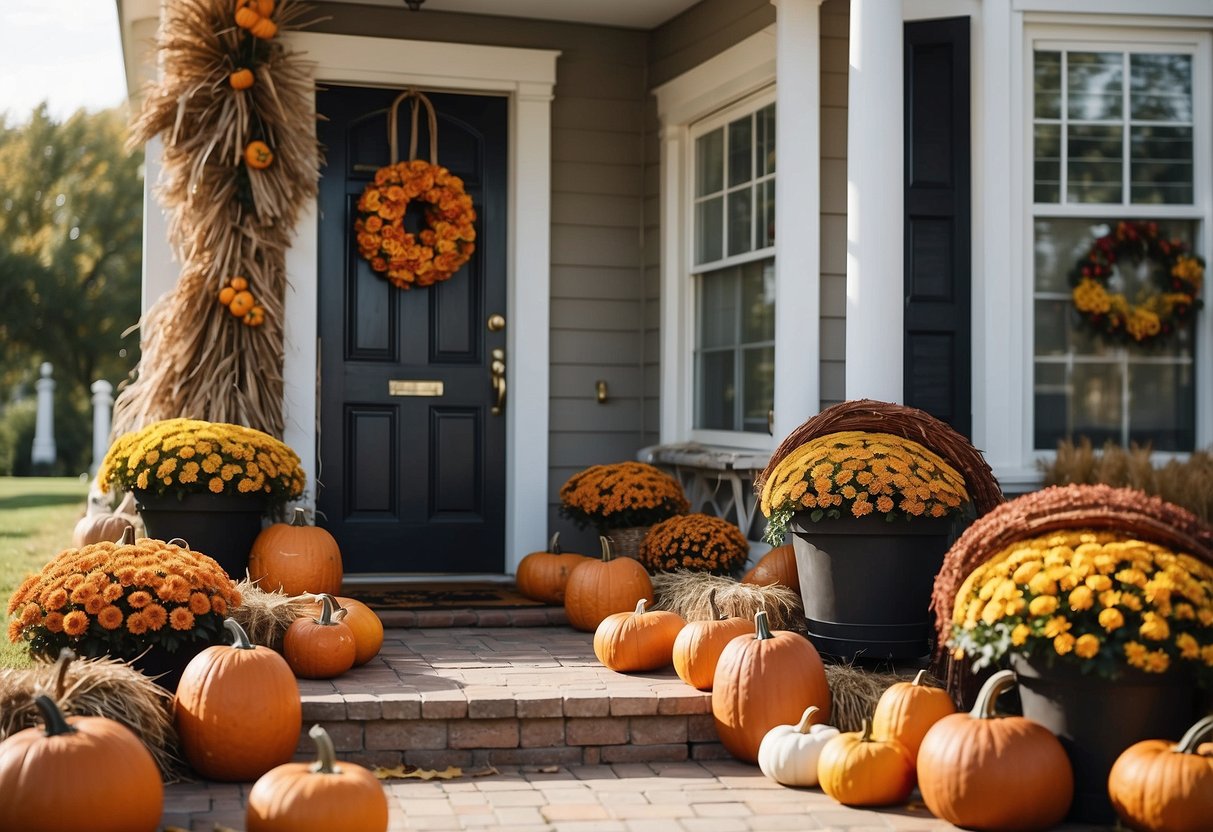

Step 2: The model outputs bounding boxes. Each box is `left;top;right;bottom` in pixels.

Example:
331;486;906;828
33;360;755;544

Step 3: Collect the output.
354;90;477;289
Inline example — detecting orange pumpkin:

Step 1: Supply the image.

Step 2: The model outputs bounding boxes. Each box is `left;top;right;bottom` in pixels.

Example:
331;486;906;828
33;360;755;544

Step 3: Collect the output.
284;595;356;679
229;68;255;90
234;0;262;29
304;594;384;667
230;275;249;291
229;289;255;317
249;507;344;596
917;669;1073;831
1108;714;1213;832
218;285;237;306
817;718;915;807
516;532;591;604
671;588;752;690
593;598;685;672
250;17;278;39
711;610;831;763
244;305;266;327
245;140;274;169
248;725;388;832
175;618;301;781
0;695;163;831
871;669;955;763
741;543;799;592
563;536;654;632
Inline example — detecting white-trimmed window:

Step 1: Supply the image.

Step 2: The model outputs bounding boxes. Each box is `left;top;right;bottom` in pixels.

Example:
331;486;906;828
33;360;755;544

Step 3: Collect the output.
1030;32;1210;453
689;92;777;436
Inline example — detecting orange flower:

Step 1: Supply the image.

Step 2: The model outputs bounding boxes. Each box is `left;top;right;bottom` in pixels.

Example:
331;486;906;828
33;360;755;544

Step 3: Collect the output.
43;612;65;633
62;610;89;637
97;605;124;630
143;603;168;631
126;612;149;635
127;590;152;609
169;607;195;631
189;591;213;615
211;596;228;616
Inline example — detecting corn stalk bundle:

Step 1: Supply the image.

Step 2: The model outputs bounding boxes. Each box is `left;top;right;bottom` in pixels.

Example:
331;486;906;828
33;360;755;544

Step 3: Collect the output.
651;570;804;631
757;399;1005;517
227;578;313;650
112;0;322;438
930;483;1213;703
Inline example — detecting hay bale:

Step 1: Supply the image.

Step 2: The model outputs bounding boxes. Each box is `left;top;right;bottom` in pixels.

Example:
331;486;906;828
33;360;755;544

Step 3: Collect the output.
0;649;186;781
227;579;314;650
651;571;803;631
824;664;930;733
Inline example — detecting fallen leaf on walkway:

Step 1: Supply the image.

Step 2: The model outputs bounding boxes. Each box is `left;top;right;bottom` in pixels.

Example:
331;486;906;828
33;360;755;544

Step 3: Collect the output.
533;765;560;773
467;765;499;777
373;764;462;780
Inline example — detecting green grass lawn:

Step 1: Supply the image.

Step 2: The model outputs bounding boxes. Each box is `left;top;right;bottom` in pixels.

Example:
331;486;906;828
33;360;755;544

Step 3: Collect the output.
0;476;89;668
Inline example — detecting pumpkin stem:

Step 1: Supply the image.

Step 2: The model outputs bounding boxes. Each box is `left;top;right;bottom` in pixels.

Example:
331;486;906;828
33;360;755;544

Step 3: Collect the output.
912;669;928;687
316;594;338;626
708;589;723;621
167;537;190;550
754;610;773;640
548;532;561;554
33;694;76;737
860;718;874;742
291;507;308;527
599;535;615;563
119;526;136;546
223;618;256;650
52;647;76;699
308;724;341;775
633;598;648;615
794;706;820;734
1175;715;1213;754
970;669;1017;720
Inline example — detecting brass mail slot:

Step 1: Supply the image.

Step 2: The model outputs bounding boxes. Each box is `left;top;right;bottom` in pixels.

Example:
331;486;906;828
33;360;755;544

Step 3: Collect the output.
389;380;444;397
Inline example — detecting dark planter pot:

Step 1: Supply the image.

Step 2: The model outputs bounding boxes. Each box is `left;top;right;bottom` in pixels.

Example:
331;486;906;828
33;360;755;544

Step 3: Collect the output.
1011;653;1200;824
127;640;215;693
790;514;954;661
134;489;268;580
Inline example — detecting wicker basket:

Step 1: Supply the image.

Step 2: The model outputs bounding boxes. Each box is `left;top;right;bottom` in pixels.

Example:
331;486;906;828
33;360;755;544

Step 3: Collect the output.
604;525;652;560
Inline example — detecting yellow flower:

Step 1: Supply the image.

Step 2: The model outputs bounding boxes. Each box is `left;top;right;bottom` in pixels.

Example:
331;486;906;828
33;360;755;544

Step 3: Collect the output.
1098;607;1124;631
1043;616;1071;638
1012;561;1043;584
1068;586;1094;612
1028;572;1058;596
1142;650;1170;674
1010;624;1032;646
1053;633;1076;655
981;600;1003;626
1074;633;1101;659
1175;632;1199;660
1085;574;1112;592
1029;596;1059;617
1139;612;1170;641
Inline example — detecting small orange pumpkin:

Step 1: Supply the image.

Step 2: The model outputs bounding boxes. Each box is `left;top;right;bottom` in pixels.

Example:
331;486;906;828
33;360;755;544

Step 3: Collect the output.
245;140;274;169
284;595;356;679
515;533;591;604
250;17;278;40
817;718;915;807
563;536;654;632
671;588;752;690
303;594;384;667
218;285;236;306
234;0;262;29
871;669;956;763
230;275;249;291
741;543;799;592
229;68;255;90
250;507;343;596
0;695;163;831
244;305;266;327
593;598;685;672
229;290;255;317
1108;714;1213;832
247;724;388;832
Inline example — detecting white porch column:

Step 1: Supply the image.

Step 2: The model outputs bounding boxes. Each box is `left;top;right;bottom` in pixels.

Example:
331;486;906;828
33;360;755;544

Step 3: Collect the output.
31;363;56;468
141;136;177;313
90;379;114;476
845;0;904;401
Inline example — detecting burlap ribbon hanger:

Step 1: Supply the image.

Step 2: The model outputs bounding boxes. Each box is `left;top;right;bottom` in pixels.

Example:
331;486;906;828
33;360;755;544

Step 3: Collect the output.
387;88;439;165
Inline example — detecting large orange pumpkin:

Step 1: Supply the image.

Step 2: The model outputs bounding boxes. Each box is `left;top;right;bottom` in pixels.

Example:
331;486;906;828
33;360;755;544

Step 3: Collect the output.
0;694;163;831
711;610;831;763
515;532;591;604
249;507;344;596
284;595;356;679
304;594;384;667
594;598;685;672
175;618;301;781
817;718;915;807
871;668;955;763
741;543;799;592
671;588;752;690
1108;714;1213;832
248;724;387;831
563;536;654;632
917;669;1073;831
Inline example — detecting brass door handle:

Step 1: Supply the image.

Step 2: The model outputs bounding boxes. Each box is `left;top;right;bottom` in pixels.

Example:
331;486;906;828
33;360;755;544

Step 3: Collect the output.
490;348;506;415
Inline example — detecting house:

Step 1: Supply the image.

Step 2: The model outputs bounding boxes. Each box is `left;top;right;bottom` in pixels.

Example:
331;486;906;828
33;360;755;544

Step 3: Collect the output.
114;0;1212;576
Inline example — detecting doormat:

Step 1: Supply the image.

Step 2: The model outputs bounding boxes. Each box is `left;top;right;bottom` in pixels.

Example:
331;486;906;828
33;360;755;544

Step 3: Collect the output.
349;582;546;611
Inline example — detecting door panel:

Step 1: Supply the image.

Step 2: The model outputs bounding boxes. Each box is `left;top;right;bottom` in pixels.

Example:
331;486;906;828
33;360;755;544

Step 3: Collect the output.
317;86;507;573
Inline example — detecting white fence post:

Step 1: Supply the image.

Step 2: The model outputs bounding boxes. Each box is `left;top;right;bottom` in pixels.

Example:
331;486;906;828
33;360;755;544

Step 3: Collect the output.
31;362;57;469
90;379;115;477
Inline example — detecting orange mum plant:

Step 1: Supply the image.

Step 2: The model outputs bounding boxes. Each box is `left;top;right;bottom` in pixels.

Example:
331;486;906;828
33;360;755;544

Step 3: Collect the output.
759;431;971;545
6;534;242;659
949;529;1213;685
559;462;689;531
640;514;750;576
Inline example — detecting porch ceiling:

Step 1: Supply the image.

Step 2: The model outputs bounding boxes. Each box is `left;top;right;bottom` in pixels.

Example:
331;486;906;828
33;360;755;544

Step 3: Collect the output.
325;0;702;29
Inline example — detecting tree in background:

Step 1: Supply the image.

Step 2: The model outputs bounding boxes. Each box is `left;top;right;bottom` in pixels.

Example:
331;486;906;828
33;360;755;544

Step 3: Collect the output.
0;105;143;474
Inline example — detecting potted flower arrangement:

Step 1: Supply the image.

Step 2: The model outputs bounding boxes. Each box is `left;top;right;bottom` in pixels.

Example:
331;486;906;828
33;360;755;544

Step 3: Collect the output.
639;514;750;577
6;529;243;690
559;462;689;558
98;418;306;577
756;400;1002;661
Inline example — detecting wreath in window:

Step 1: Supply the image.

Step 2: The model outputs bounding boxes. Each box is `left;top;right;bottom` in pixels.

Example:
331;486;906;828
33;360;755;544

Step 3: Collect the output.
1071;220;1204;345
354;90;477;290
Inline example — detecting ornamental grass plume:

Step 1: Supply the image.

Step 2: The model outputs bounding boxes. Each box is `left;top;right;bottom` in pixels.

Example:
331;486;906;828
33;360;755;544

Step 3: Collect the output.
640;514;750;576
949;529;1213;686
559;461;689;531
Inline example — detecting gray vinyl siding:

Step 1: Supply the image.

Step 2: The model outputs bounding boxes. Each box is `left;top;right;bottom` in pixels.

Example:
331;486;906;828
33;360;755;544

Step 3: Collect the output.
820;0;850;408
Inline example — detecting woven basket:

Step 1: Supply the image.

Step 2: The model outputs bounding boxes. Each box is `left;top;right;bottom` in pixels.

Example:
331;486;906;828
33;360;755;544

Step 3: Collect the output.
605;525;652;560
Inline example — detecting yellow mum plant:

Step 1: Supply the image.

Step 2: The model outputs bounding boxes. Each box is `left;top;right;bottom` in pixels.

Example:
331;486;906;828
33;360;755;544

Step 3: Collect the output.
639;513;750;576
6;534;242;659
98;418;305;510
559;462;689;531
759;430;971;545
949;529;1213;685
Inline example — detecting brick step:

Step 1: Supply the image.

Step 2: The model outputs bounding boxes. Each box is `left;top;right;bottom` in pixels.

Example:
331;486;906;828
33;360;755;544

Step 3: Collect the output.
291;626;728;769
375;606;568;629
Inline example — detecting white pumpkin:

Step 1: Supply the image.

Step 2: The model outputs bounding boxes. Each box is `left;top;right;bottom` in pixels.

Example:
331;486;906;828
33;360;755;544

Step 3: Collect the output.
757;706;841;787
